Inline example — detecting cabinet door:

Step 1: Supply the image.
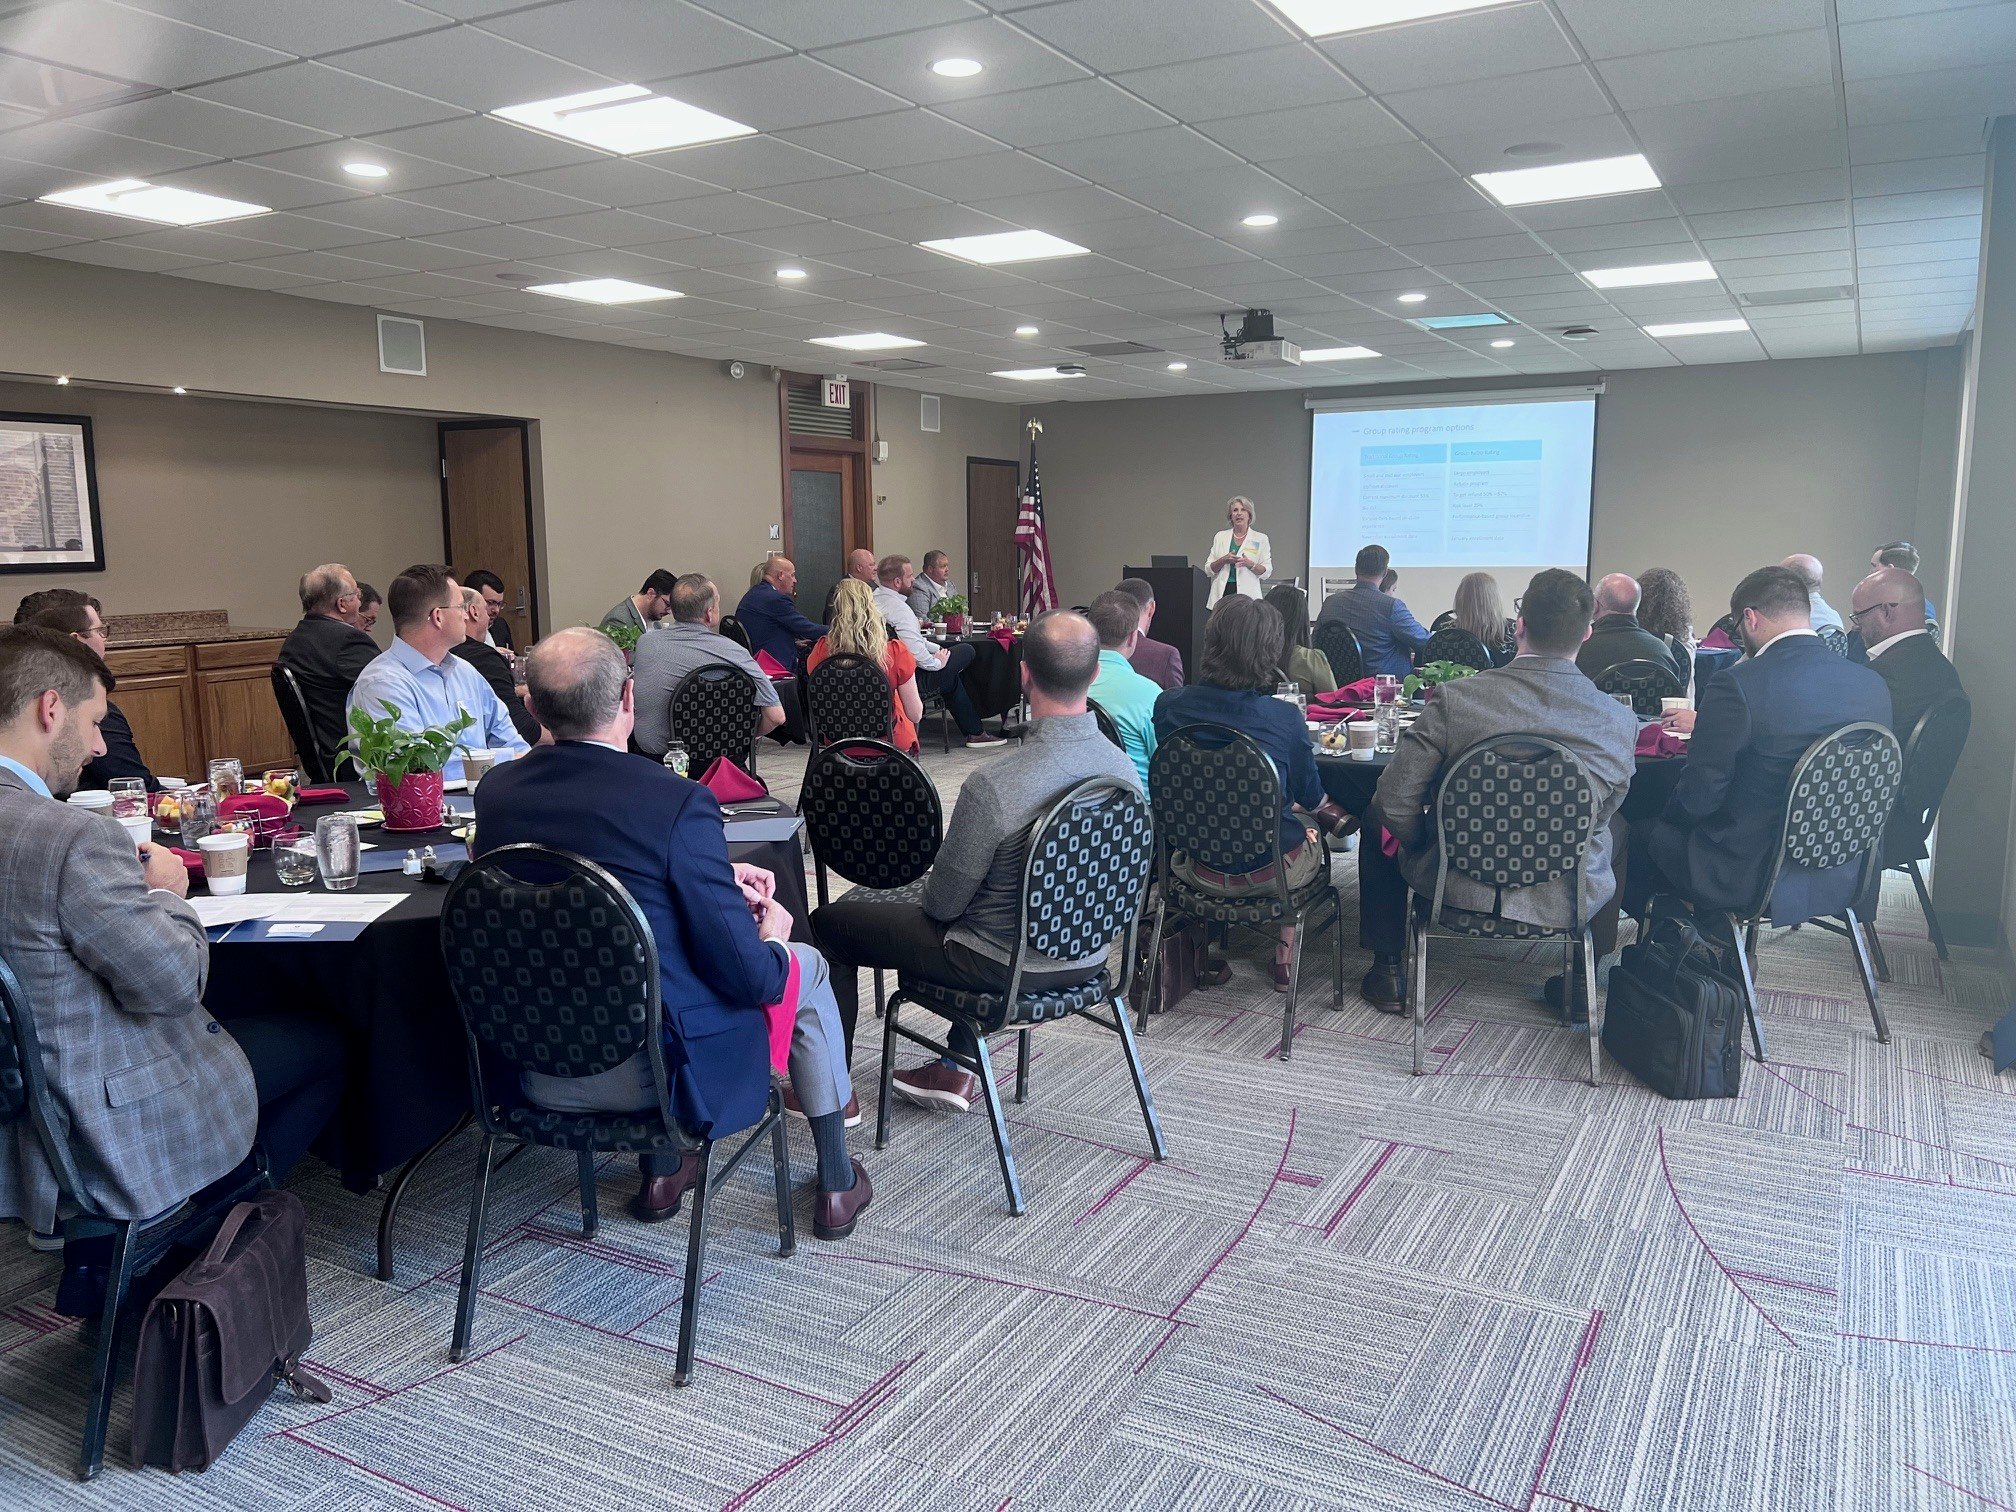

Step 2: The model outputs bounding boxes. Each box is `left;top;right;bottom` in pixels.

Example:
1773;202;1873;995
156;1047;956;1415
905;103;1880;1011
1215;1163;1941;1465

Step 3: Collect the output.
115;673;203;781
197;665;295;773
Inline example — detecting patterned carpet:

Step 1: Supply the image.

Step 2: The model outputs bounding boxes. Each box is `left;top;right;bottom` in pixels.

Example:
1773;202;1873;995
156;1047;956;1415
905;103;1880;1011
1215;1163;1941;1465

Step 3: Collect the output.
3;741;2013;1510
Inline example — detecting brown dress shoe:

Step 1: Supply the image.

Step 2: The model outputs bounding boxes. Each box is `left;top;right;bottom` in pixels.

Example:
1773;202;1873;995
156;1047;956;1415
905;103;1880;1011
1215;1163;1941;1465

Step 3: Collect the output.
628;1152;704;1224
892;1062;979;1112
813;1159;873;1241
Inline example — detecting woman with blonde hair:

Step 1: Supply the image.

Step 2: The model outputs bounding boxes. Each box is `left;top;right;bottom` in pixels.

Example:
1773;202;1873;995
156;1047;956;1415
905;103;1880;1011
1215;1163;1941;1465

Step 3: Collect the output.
1205;496;1271;602
1451;571;1515;665
807;578;924;753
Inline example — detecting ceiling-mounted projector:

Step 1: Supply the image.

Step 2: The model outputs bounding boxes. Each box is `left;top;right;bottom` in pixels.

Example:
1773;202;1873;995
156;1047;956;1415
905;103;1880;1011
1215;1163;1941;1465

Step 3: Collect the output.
1220;309;1300;368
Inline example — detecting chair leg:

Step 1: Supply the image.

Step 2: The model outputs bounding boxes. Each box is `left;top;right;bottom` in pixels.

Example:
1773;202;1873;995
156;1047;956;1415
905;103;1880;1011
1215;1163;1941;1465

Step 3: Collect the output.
1727;918;1769;1064
1279;923;1305;1062
1864;918;1892;983
970;1034;1026;1216
873;968;885;1019
875;996;899;1152
1138;899;1170;1033
767;1095;796;1259
1014;1029;1031;1104
1844;906;1892;1045
1331;900;1344;1006
672;1146;715;1388
450;1134;497;1363
76;1221;137;1481
1580;932;1601;1087
1112;1000;1169;1161
1559;940;1575;1027
576;1150;599;1240
1409;915;1429;1076
377;1110;473;1282
1909;860;1950;960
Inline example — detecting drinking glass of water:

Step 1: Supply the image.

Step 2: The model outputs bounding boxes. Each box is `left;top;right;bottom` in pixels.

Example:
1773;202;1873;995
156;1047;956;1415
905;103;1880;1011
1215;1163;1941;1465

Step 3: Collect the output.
1373;675;1403;753
275;837;318;887
107;776;148;818
315;813;361;891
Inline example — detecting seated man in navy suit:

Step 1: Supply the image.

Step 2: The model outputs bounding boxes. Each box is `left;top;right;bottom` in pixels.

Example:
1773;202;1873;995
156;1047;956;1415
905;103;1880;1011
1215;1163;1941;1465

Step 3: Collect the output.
1627;565;1892;925
1314;543;1429;679
472;628;871;1240
735;555;826;670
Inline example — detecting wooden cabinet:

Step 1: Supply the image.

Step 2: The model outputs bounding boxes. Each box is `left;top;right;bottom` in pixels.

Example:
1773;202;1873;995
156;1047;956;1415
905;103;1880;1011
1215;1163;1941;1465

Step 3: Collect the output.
104;634;293;777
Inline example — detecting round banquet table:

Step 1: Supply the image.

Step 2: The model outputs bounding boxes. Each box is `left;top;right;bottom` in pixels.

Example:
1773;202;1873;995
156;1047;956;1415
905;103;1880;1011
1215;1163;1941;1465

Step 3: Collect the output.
930;632;1023;723
202;782;815;1224
1315;743;1687;817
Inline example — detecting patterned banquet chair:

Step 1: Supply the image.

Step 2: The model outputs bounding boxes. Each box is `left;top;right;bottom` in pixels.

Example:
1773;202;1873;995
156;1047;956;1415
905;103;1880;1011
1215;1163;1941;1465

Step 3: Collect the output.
439;845;794;1388
1421;625;1495;671
1314;619;1364;687
1592;657;1684;718
1089;699;1125;749
1866;689;1970;978
876;777;1164;1215
669;663;762;777
805;652;895;747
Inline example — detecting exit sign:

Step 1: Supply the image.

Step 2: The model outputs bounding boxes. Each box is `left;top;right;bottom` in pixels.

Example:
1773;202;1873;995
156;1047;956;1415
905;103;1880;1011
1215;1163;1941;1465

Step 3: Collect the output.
821;376;850;408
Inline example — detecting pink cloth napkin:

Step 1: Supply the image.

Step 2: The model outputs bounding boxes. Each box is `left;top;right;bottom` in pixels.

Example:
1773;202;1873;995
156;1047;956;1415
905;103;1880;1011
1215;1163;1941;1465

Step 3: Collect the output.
698;756;767;801
1701;626;1734;650
1380;827;1399;858
1636;723;1686;758
763;948;799;1077
1305;703;1368;724
989;626;1015;651
1335;676;1377;705
754;648;790;678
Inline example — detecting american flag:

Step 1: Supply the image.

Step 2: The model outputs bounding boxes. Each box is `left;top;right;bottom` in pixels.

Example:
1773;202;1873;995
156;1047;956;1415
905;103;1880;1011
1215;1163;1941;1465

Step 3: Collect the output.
1015;439;1058;618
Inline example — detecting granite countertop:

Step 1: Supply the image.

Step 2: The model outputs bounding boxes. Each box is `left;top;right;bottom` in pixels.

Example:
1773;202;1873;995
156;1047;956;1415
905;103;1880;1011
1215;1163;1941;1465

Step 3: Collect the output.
103;610;292;649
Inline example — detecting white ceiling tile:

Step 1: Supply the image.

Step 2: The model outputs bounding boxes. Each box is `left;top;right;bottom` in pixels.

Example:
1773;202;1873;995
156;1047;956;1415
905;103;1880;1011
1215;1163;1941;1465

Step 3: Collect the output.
886;150;1085;201
621;232;771;267
1854;187;1985;224
1844;61;2016;126
1504;189;1679;230
67;93;335;161
309;234;491;270
1852;145;1985;190
810;16;1091;102
758;172;943;219
197;210;389;251
1651;130;1849;188
285;279;418;305
166;260;331;291
731;220;900;256
1595;30;1837;111
503;158;720;208
100;222;296;259
1426;116;1643;176
1854;214;1980;247
776;110;1002;171
662;55;913;133
188;62;464;137
38;237;215;271
1629;86;1845;155
1688;202;1848;239
1111;43;1363;122
358;115;598;177
964;183;1147;230
1553;0;1828;59
1533;217;1696;253
1848;117;1992;165
416;223;598;261
683;0;984;51
0;118;215;179
630;191;820;234
1319;3;1580;93
114;0;446;54
238;248;413;280
1839;4;2016;80
1194;98;1416;164
1712;248;1854;276
395;176;603;221
1382;65;1615;141
238;139;479;195
1664;170;1847;214
1313;178;1493;223
1701;227;1851;259
518;246;703;278
933;78;1170;148
512;206;710;247
294;196;494;237
1025;127;1240;182
0;0;292;88
477;0;786;80
325;29;613;113
148;158;367;212
1010;0;1291;73
647;136;861;192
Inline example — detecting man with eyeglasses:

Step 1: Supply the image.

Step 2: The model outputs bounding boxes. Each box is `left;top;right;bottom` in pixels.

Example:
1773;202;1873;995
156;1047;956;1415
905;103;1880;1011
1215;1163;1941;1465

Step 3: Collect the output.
281;564;383;768
1849;567;1960;758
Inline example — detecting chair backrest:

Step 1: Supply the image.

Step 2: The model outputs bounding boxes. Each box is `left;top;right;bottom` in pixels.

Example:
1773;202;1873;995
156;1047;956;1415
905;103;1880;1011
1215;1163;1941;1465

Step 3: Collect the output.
806;652;894;746
1591;657;1683;717
1429;609;1457;633
270;662;334;784
1149;723;1292;891
0;949;96;1211
439;844;674;1137
800;739;942;901
670;663;761;773
1430;735;1599;921
1765;722;1902;906
1089;699;1124;749
1817;625;1850;656
1422;626;1493;670
1313;619;1363;685
1008;777;1155;1005
718;614;752;651
1898;689;1971;834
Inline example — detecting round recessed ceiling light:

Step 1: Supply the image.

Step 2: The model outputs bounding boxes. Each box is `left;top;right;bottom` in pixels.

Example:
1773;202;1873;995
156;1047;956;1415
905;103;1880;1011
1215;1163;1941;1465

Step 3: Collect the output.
172;386;187;395
930;57;983;78
343;161;390;179
1398;291;1428;304
1167;361;1188;371
776;266;807;280
1015;324;1039;335
1490;338;1515;348
1241;213;1279;227
1502;140;1564;158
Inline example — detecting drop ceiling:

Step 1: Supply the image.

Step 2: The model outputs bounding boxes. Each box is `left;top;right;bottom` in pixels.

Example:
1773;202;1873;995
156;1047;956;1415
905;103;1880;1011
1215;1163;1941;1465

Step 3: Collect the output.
0;0;2001;404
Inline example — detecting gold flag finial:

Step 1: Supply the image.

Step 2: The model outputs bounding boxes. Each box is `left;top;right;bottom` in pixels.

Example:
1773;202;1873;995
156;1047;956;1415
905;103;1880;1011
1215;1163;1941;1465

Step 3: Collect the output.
1026;418;1043;438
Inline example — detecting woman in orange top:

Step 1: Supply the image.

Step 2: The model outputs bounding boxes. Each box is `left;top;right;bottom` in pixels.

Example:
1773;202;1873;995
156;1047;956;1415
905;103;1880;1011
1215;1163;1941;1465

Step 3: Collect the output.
807;578;924;753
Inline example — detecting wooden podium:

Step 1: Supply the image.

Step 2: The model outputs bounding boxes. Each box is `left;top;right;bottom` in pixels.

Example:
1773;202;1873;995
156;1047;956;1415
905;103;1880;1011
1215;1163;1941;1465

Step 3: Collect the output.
1126;560;1210;684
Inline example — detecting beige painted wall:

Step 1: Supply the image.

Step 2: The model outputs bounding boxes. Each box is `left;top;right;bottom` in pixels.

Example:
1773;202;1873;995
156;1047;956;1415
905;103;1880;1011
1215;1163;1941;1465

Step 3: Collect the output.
0;251;1007;632
871;390;1022;587
1025;350;1958;627
0;378;440;633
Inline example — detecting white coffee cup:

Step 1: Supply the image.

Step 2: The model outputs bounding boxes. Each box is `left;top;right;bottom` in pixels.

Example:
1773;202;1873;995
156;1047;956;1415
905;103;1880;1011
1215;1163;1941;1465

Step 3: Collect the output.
65;789;114;811
1660;696;1689;717
197;832;251;896
117;814;152;847
1347;721;1378;759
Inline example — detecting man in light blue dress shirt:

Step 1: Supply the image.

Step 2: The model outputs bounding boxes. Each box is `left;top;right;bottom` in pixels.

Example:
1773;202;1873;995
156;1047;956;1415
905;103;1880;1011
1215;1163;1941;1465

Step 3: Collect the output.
345;564;528;781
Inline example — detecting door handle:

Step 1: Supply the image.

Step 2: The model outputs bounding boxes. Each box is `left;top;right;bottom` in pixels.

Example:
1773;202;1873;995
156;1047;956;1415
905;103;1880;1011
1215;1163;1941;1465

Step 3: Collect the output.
514;585;528;613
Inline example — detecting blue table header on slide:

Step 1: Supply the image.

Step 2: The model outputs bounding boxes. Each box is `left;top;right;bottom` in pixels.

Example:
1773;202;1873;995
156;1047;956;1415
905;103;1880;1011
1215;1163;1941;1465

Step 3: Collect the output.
1361;443;1448;465
1450;439;1542;462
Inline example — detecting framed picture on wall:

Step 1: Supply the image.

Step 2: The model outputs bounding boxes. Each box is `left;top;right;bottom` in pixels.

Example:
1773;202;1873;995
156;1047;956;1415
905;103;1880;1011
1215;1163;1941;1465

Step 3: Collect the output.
0;411;105;575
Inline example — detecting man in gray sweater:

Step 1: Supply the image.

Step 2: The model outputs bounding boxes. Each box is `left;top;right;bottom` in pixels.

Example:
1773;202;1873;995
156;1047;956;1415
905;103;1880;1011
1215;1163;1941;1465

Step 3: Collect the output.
812;610;1141;1111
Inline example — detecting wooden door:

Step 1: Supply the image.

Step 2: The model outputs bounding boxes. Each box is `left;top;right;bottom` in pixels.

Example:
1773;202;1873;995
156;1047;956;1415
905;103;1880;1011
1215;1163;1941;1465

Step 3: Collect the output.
966;457;1021;619
106;646;201;779
787;451;851;630
441;422;538;645
195;639;293;771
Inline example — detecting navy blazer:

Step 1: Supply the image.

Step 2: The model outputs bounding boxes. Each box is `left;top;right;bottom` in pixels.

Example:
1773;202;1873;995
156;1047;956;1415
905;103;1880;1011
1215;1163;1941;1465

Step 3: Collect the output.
472;740;788;1140
735;580;825;668
1659;633;1892;920
1316;581;1430;679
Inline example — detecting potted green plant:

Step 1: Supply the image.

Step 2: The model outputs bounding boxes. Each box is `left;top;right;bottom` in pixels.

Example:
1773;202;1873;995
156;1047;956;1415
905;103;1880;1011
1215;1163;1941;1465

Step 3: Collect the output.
936;592;969;635
1403;660;1483;702
599;621;643;663
343;702;475;832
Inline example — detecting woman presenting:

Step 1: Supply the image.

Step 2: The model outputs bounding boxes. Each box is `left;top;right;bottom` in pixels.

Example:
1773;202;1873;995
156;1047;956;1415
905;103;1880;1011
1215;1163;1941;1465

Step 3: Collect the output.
1206;496;1271;601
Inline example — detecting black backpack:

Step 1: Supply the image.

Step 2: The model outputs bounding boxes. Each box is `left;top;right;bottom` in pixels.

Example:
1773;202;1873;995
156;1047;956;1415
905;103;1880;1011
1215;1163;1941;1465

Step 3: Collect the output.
1601;897;1745;1099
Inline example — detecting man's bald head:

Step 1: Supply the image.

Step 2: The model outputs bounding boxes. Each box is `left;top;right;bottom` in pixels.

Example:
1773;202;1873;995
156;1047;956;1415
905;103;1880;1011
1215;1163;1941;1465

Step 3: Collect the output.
526;626;631;742
1594;572;1641;616
1781;553;1825;591
299;563;359;619
1849;565;1927;649
846;549;876;583
1020;609;1101;708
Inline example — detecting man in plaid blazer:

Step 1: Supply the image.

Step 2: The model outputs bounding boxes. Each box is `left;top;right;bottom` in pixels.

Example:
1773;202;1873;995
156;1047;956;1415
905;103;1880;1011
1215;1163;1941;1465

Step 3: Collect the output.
0;628;343;1250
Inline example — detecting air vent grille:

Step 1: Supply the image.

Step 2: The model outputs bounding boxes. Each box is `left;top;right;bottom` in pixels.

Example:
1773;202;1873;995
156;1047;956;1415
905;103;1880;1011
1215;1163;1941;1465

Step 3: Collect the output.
785;378;855;438
1738;285;1856;307
1068;341;1162;357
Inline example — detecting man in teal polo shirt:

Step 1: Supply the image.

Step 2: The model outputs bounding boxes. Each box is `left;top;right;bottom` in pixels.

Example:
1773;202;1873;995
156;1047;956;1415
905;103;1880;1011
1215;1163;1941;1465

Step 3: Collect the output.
1087;590;1160;788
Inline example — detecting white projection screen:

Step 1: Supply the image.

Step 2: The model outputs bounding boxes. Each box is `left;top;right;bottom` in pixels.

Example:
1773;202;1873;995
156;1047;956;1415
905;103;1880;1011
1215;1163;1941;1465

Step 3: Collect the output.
1306;389;1598;620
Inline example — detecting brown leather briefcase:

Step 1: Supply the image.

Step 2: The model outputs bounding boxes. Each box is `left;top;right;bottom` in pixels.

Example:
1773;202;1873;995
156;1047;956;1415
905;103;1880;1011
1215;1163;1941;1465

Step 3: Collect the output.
131;1189;330;1471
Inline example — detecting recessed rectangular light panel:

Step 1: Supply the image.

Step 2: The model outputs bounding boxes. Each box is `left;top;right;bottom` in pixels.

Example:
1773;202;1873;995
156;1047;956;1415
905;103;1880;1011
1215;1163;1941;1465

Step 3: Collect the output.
1414;313;1508;329
1300;346;1382;360
920;230;1091;265
525;278;683;304
1644;318;1750;337
1580;260;1716;289
1269;0;1511;37
40;178;270;225
991;367;1080;380
1472;153;1660;207
808;333;926;351
493;86;755;154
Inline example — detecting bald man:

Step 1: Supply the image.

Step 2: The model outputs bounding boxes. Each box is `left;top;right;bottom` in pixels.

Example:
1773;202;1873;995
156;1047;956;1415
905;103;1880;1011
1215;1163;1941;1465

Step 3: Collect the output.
279;562;381;770
1781;554;1843;635
824;549;879;624
735;555;825;669
1850;567;1960;748
1577;571;1690;692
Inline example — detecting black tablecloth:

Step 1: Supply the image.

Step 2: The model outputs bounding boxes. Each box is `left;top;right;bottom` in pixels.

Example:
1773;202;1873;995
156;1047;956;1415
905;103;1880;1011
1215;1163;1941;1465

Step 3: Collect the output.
937;635;1022;722
202;783;813;1192
1317;747;1686;817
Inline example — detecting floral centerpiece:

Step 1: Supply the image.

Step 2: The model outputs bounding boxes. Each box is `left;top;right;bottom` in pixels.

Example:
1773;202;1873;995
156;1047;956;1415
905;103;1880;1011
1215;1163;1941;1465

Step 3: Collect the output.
936;592;969;635
343;702;475;831
599;621;643;664
1403;660;1482;702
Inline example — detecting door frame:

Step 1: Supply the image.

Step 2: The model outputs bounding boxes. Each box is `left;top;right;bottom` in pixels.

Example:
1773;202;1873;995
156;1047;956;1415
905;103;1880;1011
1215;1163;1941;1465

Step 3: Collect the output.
777;370;875;560
438;417;541;639
965;454;1021;615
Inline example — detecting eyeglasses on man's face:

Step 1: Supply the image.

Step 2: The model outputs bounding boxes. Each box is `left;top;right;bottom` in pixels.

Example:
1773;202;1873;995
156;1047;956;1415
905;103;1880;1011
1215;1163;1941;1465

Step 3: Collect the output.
1848;601;1902;626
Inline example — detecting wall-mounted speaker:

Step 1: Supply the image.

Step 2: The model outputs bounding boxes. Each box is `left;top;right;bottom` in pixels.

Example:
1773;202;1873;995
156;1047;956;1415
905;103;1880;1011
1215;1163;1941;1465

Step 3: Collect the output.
377;314;426;376
920;393;940;433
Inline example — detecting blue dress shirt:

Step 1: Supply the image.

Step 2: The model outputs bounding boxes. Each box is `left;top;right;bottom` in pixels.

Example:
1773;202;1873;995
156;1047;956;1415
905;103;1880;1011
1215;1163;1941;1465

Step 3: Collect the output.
345;636;528;780
0;753;51;798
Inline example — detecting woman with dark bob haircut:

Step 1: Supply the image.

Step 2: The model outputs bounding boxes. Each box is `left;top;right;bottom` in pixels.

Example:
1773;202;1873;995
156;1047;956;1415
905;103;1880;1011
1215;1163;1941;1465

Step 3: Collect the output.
1152;595;1351;991
1635;566;1694;695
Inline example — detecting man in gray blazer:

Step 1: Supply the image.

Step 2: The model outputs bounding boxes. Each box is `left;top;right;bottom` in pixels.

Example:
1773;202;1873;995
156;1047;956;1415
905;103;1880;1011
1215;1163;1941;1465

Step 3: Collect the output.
0;628;343;1267
1359;570;1640;1012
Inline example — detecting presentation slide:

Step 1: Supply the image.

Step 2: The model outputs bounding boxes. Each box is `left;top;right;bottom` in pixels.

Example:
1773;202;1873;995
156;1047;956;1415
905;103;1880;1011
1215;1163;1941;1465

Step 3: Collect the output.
1307;396;1596;625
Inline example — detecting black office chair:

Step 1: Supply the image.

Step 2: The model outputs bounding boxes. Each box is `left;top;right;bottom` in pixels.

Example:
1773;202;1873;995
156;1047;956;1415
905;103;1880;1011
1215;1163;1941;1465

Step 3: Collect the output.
805;652;895;747
1089;699;1124;749
1146;724;1343;1059
1726;722;1903;1060
439;845;793;1388
1865;690;1970;980
876;778;1164;1215
800;740;943;1019
718;614;752;651
1592;657;1685;718
1314;619;1364;687
1405;735;1605;1083
0;953;268;1479
1421;626;1494;671
271;662;340;783
669;663;762;777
